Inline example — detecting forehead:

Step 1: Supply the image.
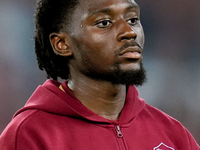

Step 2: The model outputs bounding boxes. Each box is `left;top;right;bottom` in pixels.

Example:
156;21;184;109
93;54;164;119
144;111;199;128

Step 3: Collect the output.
77;0;139;14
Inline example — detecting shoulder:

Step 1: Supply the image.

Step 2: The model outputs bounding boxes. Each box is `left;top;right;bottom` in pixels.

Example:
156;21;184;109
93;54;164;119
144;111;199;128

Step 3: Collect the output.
138;104;200;149
140;103;187;130
142;104;179;121
0;110;45;149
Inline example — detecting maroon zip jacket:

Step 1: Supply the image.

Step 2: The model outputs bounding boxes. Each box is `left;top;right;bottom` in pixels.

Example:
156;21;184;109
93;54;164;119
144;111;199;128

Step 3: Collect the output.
0;80;199;150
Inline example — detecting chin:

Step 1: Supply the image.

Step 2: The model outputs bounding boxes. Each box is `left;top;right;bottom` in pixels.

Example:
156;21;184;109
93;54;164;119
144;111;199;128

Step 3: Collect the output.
121;62;141;72
110;61;147;86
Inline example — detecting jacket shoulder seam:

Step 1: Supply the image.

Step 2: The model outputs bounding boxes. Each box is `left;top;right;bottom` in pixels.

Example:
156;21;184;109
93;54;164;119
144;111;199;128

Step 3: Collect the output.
15;110;40;150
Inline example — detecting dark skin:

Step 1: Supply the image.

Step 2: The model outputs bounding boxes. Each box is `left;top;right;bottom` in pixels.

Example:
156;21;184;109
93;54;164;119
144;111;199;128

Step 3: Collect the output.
50;0;144;120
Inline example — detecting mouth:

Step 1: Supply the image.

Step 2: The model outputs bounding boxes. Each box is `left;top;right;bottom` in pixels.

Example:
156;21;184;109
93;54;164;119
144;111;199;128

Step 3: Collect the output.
119;46;142;59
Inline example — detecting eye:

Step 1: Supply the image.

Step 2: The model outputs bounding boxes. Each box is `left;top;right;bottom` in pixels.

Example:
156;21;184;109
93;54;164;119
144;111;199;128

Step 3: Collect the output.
127;18;138;25
95;20;112;28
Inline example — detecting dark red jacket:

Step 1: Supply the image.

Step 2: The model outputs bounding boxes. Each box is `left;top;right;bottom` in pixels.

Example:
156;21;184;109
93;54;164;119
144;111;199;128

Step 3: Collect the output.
0;80;199;150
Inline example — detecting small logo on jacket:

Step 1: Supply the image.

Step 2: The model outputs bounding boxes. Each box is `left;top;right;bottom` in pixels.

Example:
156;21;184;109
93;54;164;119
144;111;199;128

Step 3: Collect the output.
153;142;175;150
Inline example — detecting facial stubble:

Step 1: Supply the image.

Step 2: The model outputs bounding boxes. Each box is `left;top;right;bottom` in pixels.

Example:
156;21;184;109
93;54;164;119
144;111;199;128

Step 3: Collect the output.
70;37;147;86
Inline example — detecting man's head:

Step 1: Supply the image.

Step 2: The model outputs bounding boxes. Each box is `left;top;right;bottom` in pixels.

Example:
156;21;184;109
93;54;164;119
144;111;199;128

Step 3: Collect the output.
35;0;146;86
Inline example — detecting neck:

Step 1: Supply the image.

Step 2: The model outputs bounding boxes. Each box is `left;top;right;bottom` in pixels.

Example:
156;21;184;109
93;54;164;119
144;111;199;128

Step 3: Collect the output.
67;77;126;120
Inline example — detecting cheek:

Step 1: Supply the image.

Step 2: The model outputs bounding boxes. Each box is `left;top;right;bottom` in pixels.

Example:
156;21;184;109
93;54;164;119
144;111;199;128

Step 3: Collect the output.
136;27;145;48
83;32;115;59
88;34;105;51
83;26;115;51
73;26;118;66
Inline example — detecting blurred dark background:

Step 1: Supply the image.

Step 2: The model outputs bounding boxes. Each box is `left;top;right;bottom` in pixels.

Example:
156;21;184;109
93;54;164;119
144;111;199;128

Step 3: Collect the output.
0;0;199;144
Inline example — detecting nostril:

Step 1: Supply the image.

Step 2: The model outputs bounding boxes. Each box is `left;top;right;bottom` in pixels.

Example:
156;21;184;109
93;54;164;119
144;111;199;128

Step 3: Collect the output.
121;37;127;41
121;35;136;41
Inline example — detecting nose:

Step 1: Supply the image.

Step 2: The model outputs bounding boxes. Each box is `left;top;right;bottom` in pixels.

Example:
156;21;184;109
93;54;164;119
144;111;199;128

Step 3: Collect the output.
116;20;137;42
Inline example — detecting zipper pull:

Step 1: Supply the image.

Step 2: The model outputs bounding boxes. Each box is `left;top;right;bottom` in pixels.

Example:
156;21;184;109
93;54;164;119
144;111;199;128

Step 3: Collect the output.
115;126;123;138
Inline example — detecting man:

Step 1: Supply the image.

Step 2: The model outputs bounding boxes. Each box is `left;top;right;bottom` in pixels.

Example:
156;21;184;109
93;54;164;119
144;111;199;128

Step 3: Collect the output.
0;0;199;149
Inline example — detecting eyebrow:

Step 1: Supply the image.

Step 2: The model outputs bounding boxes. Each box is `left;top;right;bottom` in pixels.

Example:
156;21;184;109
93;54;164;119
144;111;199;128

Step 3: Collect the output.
89;3;139;16
127;3;139;10
89;8;112;16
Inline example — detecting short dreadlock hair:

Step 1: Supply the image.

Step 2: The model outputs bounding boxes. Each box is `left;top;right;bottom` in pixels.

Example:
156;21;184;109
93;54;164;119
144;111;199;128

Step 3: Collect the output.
34;0;79;80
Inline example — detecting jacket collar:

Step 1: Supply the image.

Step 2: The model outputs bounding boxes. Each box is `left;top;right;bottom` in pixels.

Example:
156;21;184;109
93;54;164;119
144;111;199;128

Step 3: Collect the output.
14;79;145;125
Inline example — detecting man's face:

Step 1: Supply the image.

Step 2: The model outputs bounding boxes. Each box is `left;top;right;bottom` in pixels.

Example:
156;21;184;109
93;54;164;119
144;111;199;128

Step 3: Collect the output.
67;0;146;85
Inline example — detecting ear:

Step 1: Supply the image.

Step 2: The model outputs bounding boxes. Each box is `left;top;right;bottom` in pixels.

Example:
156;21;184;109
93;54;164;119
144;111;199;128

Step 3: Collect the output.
49;32;72;57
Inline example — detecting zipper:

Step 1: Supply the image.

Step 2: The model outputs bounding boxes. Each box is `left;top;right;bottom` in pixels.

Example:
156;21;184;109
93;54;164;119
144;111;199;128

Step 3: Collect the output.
115;125;127;150
115;125;123;138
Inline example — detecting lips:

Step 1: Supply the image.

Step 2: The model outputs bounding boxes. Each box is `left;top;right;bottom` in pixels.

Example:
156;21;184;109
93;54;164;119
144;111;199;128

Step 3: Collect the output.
119;46;142;59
